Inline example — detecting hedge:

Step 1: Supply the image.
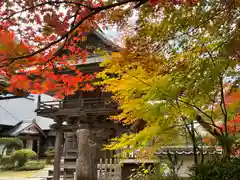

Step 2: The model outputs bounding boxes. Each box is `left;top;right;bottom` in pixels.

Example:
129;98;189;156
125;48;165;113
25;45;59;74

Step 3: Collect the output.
189;157;240;180
15;160;45;171
11;149;37;167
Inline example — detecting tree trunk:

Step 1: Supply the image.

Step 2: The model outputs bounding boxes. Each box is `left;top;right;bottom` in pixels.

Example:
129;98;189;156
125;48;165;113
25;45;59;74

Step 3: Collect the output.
76;125;97;180
195;115;232;161
190;121;198;166
222;143;231;161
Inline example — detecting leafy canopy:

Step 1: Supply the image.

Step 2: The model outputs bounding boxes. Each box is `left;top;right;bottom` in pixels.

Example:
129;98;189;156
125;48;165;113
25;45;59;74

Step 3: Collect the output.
99;0;240;157
0;0;198;97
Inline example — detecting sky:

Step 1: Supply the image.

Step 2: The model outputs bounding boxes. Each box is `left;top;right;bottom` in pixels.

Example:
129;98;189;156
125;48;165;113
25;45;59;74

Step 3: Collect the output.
102;10;138;43
103;27;120;40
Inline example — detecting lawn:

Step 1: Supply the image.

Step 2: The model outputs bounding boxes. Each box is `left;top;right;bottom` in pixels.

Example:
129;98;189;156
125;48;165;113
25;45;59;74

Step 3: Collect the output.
0;170;41;177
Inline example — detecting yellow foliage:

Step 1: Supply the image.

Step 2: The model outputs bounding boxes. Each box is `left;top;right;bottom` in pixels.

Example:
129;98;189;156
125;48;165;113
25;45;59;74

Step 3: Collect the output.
98;51;184;153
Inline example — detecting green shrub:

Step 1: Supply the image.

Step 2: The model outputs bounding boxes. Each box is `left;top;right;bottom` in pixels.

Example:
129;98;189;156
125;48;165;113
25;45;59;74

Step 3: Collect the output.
129;164;156;180
0;156;12;166
129;164;184;180
189;157;240;180
44;147;55;164
11;149;37;167
0;164;15;171
0;156;15;170
0;137;23;155
15;160;45;171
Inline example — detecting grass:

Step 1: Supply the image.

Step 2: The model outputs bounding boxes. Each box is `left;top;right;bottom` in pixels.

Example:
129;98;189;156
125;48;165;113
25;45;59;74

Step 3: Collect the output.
0;169;41;177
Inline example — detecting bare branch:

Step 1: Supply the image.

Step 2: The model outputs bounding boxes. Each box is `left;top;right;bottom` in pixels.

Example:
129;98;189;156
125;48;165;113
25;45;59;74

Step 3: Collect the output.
177;98;212;120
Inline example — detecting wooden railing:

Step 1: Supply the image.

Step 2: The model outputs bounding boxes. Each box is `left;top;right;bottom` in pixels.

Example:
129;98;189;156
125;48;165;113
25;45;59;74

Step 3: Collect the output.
37;97;116;110
73;158;121;180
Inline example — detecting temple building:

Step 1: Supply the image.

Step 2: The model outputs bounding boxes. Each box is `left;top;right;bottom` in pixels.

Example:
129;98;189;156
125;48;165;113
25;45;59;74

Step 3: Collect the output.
0;94;55;157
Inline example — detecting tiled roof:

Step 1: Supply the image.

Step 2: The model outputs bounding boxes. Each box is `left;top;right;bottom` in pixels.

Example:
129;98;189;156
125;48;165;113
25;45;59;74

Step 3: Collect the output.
3;121;46;137
0;94;54;129
155;146;222;156
34;116;54;130
5;121;32;136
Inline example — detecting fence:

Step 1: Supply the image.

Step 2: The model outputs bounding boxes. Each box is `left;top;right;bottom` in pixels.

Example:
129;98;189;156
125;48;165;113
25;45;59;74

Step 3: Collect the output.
73;158;121;180
97;158;121;180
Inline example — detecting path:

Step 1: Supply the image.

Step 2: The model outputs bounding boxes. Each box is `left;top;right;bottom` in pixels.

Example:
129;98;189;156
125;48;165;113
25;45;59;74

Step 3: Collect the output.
0;166;52;180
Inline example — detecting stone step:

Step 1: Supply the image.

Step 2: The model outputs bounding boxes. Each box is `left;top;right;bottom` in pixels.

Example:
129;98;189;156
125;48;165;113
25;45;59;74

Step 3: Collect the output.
64;162;76;169
48;169;64;176
64;156;77;160
46;175;64;180
64;157;77;163
65;152;77;158
66;149;77;152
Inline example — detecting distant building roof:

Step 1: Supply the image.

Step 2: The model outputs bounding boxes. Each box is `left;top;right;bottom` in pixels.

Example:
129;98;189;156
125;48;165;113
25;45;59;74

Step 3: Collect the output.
3;120;46;138
6;121;32;136
34;116;54;130
0;94;54;129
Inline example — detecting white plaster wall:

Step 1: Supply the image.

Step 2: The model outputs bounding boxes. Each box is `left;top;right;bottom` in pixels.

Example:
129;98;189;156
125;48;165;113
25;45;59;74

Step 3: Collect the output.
26;140;33;149
22;126;39;134
177;156;195;177
161;155;212;177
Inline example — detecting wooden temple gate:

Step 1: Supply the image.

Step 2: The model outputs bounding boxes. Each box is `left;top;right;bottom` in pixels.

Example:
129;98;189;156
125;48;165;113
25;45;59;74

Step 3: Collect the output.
34;30;127;180
36;94;123;180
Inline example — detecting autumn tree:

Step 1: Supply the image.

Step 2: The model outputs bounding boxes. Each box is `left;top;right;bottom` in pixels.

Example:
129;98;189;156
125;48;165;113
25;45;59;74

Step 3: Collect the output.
99;0;240;160
0;0;199;98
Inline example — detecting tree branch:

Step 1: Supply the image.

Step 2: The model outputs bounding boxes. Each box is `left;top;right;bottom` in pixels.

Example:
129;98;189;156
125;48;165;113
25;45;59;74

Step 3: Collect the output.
1;1;94;21
219;75;228;136
152;5;229;55
177;98;212;120
1;0;143;67
195;115;222;138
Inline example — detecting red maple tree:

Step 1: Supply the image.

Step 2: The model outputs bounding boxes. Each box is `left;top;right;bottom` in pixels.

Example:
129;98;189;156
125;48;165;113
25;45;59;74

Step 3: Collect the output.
202;90;240;149
0;0;199;98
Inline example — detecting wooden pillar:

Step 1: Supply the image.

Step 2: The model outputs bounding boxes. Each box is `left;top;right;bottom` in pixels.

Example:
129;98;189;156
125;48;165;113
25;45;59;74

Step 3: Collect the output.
37;95;41;109
115;125;123;156
76;124;97;180
37;138;40;159
53;122;63;180
94;138;105;160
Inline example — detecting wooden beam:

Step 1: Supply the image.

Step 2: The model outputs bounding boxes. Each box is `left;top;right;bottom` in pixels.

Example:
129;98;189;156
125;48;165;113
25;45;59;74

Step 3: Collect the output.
0;95;27;100
17;135;40;140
